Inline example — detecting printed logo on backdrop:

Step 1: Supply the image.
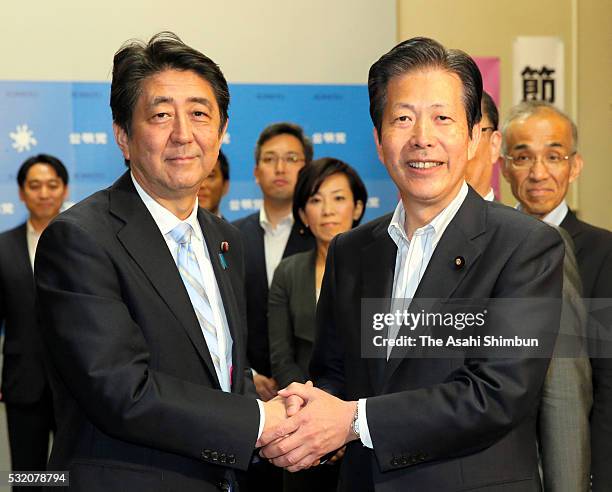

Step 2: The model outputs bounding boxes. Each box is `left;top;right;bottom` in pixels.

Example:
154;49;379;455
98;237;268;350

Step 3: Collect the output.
9;124;37;153
312;132;346;145
513;37;564;109
69;132;108;145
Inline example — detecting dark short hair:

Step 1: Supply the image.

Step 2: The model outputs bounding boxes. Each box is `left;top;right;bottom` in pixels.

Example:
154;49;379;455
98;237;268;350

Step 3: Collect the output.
293;157;368;231
217;150;230;182
254;122;313;165
111;31;229;140
368;37;482;137
17;154;69;188
481;91;499;130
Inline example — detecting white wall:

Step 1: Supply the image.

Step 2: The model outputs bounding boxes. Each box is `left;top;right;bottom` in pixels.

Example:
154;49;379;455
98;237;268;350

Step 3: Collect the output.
1;0;396;84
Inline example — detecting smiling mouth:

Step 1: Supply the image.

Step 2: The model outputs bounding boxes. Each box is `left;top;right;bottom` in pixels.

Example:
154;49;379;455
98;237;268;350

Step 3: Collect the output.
407;161;445;169
527;188;553;196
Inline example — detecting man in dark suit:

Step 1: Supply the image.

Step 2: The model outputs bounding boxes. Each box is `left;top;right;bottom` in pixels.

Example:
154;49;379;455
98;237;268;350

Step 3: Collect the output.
258;37;565;491
233;122;315;400
501;100;612;491
0;154;68;481
35;32;290;492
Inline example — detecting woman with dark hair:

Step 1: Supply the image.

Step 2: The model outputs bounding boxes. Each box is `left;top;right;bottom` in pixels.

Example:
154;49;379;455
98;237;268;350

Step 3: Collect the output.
268;157;367;491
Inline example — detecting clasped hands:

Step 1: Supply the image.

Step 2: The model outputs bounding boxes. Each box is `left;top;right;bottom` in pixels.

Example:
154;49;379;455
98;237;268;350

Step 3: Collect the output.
258;381;357;472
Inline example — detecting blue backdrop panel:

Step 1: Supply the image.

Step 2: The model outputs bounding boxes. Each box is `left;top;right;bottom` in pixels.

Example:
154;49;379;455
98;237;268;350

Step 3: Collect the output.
0;81;396;231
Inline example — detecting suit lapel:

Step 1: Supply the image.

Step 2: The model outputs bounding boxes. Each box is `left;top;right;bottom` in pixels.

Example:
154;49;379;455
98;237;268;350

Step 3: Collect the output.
284;221;314;258
248;216;268;295
361;217;396;394
560;210;583;255
197;209;243;393
14;224;34;279
110;173;221;388
382;188;486;388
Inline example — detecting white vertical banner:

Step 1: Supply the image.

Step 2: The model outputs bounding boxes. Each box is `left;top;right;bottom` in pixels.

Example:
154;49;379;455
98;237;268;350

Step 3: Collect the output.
513;37;565;110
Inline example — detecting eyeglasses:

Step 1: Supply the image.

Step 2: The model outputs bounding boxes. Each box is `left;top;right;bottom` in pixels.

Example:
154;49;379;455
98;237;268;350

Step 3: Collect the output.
504;151;576;169
259;154;305;166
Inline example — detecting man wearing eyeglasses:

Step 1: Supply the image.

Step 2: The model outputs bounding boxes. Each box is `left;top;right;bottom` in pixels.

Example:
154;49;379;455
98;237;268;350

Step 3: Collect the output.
465;92;502;201
502;100;612;491
233;122;315;491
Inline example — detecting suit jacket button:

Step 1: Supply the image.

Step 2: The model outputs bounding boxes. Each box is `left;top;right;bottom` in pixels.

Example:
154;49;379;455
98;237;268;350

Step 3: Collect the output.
390;457;399;466
219;453;227;463
401;457;408;465
228;454;236;464
201;450;211;460
211;451;219;461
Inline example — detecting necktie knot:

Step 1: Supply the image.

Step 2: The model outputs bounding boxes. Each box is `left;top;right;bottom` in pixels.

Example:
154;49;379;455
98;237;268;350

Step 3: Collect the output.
169;222;193;245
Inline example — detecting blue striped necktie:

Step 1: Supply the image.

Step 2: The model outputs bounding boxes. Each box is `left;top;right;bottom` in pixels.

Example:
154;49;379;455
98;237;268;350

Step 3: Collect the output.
169;222;230;391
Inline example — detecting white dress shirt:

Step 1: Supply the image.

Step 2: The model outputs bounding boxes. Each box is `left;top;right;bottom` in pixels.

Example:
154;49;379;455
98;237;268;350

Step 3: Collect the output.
131;174;265;437
26;220;42;271
483;188;495;202
259;207;294;287
515;199;568;227
542;200;569;227
358;181;469;449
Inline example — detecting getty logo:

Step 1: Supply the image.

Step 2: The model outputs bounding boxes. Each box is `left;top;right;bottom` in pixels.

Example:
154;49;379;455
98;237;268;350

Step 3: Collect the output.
9;124;37;153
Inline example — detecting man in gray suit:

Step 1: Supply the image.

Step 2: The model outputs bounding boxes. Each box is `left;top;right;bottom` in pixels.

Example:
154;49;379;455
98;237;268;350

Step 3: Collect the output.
501;101;592;491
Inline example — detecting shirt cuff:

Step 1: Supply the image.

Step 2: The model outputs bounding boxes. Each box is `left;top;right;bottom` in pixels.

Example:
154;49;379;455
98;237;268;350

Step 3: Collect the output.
358;398;373;449
252;368;259;376
256;399;265;441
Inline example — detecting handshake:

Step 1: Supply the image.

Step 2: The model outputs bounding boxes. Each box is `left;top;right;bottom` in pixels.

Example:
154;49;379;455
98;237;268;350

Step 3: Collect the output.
257;381;358;472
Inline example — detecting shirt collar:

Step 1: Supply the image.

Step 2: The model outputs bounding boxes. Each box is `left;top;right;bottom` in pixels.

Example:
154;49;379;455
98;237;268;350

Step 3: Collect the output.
259;206;294;230
483;188;495;202
388;181;469;247
515;199;568;227
131;172;202;241
542;200;569;226
26;219;41;239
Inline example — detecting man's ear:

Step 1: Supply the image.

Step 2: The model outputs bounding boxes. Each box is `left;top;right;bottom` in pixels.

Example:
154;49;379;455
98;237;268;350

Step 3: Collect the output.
113;123;130;161
219;118;229;145
568;152;584;184
467;122;482;161
373;127;385;165
490;130;502;164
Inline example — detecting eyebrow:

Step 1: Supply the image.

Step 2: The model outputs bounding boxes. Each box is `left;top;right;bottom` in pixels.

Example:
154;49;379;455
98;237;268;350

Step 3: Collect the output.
391;102;448;111
512;142;565;151
148;96;213;109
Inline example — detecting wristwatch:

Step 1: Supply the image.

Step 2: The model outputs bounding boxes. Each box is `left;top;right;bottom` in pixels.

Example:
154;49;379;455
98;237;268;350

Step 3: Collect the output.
351;403;360;439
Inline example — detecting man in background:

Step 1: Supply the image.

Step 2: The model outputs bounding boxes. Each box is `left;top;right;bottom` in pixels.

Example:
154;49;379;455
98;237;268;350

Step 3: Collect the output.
501;100;612;491
0;154;68;482
465;91;501;200
198;149;230;218
233;122;315;492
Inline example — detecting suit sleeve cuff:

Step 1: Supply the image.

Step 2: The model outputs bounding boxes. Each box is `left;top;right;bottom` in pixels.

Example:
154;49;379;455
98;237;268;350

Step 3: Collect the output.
256;399;265;440
358;398;373;449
